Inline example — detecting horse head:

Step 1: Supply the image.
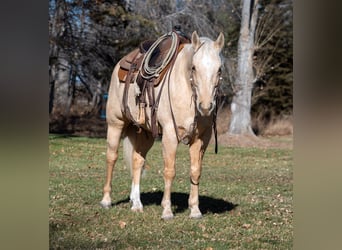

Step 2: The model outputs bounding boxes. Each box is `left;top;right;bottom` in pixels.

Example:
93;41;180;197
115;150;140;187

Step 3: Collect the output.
190;31;224;116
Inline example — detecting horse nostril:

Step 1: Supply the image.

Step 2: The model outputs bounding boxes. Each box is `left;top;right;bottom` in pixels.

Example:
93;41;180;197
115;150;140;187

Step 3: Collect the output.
198;102;213;115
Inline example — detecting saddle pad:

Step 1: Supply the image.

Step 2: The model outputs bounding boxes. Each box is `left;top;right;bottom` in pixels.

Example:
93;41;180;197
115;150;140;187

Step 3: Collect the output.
118;48;141;83
118;67;128;82
119;48;140;71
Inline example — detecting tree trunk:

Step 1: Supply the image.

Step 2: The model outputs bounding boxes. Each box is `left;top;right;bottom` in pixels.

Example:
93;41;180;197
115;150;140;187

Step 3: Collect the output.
49;0;72;117
52;55;72;116
229;0;259;135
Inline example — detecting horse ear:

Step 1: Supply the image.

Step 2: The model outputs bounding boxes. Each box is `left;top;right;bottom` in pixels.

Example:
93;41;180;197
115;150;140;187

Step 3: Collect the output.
191;31;201;51
215;32;225;50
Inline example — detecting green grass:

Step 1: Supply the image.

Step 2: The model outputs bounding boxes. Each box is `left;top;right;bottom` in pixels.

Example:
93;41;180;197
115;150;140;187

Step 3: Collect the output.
49;134;293;249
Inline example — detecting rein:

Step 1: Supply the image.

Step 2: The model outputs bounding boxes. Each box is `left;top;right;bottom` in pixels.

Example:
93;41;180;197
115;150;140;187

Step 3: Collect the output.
167;43;201;145
169;41;220;152
189;79;220;154
213;88;219;154
166;35;185;143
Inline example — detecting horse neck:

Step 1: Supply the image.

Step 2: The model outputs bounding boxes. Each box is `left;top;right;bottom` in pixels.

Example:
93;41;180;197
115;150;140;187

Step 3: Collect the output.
170;45;193;94
166;44;196;121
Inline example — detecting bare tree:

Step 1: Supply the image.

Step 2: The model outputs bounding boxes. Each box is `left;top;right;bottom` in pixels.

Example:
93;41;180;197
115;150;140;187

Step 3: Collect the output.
228;0;260;135
49;0;128;118
253;2;284;86
251;0;293;122
49;0;72;116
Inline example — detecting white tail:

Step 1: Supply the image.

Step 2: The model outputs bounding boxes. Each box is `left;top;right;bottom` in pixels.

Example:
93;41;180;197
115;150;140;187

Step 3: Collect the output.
122;134;147;177
123;135;133;176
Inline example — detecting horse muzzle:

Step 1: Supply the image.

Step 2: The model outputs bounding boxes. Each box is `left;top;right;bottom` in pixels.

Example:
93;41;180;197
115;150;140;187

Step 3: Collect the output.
198;101;214;116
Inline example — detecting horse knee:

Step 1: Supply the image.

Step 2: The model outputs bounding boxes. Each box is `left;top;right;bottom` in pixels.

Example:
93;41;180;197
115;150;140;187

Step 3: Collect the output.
106;155;116;165
190;167;201;184
107;142;119;159
132;153;145;170
164;168;176;181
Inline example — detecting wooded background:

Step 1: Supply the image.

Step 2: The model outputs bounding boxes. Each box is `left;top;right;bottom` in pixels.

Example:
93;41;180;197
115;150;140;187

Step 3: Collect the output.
49;0;292;136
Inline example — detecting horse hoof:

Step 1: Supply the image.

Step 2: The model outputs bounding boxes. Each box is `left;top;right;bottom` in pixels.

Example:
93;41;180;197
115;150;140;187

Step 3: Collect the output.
161;214;174;220
189;208;203;219
190;213;203;219
100;200;112;209
131;207;143;213
161;208;174;220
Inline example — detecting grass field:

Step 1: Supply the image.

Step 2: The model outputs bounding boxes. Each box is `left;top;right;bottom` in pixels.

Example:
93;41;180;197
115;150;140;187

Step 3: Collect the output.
49;134;293;249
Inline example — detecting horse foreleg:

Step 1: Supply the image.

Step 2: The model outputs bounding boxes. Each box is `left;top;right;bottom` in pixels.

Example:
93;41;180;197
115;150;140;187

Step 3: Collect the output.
100;123;123;209
161;134;178;220
188;138;204;218
188;126;212;218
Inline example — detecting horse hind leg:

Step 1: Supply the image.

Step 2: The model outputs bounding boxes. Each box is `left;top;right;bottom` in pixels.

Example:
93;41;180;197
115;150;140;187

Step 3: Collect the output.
124;126;154;212
100;123;124;209
128;144;144;212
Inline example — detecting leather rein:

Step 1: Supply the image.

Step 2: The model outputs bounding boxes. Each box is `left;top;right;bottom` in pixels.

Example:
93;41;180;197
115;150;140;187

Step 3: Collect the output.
172;41;221;153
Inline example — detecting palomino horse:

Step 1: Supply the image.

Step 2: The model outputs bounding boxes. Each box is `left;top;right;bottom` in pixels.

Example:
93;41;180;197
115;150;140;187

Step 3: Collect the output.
100;31;224;219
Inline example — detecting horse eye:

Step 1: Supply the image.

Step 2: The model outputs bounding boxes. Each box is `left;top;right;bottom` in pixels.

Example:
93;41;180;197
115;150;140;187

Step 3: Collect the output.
192;66;196;72
218;68;222;75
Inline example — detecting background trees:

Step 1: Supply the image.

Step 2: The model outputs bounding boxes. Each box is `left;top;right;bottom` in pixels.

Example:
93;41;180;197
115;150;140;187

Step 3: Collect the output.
228;0;260;136
49;0;293;136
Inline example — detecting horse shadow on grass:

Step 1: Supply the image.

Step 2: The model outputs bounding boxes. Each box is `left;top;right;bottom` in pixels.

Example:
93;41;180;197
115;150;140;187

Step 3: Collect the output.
113;191;237;215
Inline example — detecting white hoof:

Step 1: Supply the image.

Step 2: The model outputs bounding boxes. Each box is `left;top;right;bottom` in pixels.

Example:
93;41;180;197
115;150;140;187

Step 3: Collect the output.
189;207;202;219
161;208;174;220
189;212;203;219
161;214;174;220
131;202;143;212
131;206;143;212
100;200;112;209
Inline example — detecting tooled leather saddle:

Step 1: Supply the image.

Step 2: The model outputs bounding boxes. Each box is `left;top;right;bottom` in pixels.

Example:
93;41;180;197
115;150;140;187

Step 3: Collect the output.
118;29;191;137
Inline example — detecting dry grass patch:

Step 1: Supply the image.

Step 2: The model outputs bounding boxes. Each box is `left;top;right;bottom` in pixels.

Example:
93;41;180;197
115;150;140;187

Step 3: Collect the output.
262;117;293;137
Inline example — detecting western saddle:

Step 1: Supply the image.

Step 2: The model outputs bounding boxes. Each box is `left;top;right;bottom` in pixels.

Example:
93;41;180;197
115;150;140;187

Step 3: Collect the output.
117;28;191;137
